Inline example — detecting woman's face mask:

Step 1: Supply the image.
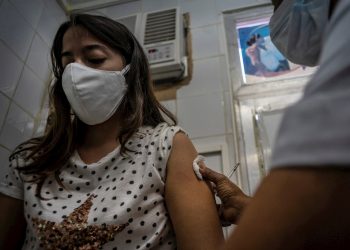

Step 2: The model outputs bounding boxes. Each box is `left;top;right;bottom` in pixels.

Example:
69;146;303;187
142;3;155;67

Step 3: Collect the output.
62;63;130;125
269;0;331;67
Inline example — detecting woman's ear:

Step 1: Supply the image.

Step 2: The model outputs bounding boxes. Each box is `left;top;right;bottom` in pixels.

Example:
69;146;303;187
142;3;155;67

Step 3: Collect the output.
122;55;127;67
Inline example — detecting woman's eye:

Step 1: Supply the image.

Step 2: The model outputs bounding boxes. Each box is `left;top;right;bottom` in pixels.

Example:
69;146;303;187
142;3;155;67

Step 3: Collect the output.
88;58;106;64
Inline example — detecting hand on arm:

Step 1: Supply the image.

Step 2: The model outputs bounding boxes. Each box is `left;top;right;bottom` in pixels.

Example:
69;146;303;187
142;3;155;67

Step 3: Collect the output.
199;164;251;224
0;193;27;250
165;132;225;250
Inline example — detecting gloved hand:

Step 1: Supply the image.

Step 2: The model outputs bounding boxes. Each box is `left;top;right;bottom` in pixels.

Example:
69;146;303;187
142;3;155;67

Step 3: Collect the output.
199;163;251;225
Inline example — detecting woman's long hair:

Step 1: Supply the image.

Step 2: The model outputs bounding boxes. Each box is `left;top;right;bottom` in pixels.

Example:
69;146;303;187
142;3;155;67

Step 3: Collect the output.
11;14;176;198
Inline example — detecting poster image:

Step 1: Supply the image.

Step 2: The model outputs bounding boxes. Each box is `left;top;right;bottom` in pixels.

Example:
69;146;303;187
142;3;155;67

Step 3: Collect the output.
236;18;315;84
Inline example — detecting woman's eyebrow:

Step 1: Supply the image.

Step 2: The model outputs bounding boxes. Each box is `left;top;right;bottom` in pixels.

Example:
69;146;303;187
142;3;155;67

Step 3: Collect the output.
82;44;109;53
61;44;109;58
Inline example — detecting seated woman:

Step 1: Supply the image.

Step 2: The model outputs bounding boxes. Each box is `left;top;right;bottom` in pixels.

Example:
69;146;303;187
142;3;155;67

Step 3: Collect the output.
0;14;224;250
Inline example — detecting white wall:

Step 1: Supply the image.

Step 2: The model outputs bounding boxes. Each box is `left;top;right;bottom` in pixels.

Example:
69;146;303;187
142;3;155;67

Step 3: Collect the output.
0;0;66;179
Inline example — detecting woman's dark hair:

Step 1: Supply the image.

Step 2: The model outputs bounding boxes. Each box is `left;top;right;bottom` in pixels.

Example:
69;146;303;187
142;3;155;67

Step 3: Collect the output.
271;0;283;11
11;14;176;198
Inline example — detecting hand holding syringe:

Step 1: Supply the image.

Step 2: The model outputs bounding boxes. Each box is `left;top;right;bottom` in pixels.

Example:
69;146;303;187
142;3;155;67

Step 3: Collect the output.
193;156;251;225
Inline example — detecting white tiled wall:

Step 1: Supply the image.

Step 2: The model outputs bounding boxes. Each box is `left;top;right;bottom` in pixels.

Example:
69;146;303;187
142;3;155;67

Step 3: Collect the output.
181;0;219;28
191;25;221;60
103;1;141;18
0;93;10;128
26;34;51;82
0;41;23;97
10;0;44;29
177;56;224;98
0;0;66;178
36;3;65;46
0;102;35;150
13;66;45;117
177;92;226;138
0;0;35;61
216;0;270;12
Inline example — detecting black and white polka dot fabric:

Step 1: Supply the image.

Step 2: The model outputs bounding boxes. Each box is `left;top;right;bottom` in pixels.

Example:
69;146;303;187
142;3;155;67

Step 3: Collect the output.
0;123;183;250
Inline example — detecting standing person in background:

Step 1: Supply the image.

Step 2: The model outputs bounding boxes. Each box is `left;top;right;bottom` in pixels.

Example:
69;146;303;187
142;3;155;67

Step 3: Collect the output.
202;0;350;249
0;14;224;250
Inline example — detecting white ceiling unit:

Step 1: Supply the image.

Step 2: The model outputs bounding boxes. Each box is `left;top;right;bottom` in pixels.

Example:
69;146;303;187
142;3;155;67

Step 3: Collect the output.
140;7;187;83
57;0;137;13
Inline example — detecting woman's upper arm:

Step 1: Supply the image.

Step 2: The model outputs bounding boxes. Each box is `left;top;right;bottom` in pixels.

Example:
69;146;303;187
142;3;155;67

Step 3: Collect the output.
0;193;26;250
165;132;224;250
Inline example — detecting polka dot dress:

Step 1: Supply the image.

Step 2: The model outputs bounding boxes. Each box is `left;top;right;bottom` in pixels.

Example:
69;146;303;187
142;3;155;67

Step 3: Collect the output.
0;123;183;250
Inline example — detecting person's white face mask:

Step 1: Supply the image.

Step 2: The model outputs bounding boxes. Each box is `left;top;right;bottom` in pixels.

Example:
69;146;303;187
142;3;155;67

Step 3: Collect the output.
62;63;130;125
269;0;331;66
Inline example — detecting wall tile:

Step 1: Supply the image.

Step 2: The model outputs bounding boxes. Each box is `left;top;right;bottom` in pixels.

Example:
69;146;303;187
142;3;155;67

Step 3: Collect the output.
191;135;227;149
177;92;225;138
26;34;51;82
103;0;142;19
36;5;63;47
43;0;66;22
224;91;233;134
191;25;220;60
32;106;49;137
216;0;245;11
160;99;177;123
0;103;34;150
219;55;231;92
13;66;45;117
142;0;179;12
177;56;223;98
216;0;270;12
0;92;10;131
0;41;24;97
160;99;177;115
0;146;11;180
180;0;219;28
10;0;44;29
0;0;35;60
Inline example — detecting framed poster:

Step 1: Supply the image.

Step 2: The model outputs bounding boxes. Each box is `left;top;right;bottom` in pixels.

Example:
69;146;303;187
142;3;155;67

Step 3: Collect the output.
236;17;315;84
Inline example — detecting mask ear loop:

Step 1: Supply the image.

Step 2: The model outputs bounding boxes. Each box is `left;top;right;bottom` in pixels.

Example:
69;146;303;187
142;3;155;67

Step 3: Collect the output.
121;64;130;75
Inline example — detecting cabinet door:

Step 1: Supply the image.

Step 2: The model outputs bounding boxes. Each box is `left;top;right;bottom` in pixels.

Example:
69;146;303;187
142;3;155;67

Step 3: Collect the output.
236;93;302;193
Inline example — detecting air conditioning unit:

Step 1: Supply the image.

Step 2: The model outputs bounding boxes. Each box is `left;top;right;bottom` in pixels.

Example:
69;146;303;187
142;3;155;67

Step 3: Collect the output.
140;8;187;83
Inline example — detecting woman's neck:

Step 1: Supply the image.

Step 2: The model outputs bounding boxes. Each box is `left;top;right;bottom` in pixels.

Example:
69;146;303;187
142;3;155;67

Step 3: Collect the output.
80;113;121;149
77;114;122;164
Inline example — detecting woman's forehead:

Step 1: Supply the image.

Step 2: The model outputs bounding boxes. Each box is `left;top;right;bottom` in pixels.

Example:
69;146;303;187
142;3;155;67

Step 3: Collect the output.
62;26;103;50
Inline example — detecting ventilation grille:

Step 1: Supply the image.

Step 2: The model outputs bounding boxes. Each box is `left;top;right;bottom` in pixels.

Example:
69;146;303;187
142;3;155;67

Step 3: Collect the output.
144;9;176;45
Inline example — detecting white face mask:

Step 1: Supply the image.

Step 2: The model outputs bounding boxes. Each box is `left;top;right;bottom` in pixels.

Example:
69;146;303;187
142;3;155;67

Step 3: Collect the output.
62;63;130;125
269;0;330;66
